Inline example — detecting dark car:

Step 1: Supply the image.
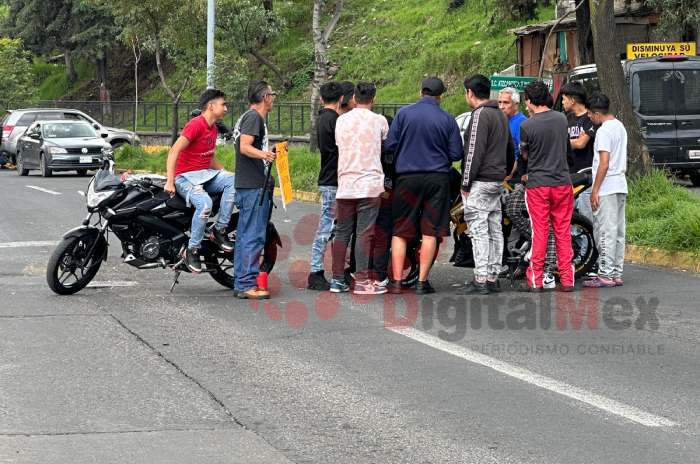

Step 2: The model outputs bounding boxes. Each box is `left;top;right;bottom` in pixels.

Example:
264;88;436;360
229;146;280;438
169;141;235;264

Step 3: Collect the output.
566;56;700;185
15;120;114;177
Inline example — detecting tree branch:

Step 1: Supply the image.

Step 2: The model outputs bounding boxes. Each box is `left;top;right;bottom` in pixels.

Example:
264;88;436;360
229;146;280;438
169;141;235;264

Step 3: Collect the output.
538;0;586;78
323;0;343;43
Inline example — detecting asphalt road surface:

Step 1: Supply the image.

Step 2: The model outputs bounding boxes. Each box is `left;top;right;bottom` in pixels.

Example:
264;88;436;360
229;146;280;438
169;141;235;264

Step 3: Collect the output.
1;169;699;464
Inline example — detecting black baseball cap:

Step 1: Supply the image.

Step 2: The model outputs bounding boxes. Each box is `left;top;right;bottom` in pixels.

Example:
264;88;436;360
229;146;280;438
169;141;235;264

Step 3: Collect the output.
421;77;446;96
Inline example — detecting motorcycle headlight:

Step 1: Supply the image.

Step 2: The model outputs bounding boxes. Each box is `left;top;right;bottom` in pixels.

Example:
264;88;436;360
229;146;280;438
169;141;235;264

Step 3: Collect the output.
49;147;67;154
86;179;117;209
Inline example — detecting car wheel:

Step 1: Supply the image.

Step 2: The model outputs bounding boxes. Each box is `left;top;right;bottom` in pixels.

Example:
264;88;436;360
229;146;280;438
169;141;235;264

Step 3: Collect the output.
76;169;88;176
40;153;52;177
111;140;128;150
689;171;700;187
16;151;29;176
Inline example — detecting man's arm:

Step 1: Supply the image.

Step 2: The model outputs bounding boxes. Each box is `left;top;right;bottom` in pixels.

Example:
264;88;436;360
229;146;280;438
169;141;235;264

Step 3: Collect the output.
590;151;610;211
384;112;401;152
164;136;190;196
447;118;464;162
240;135;275;161
461;110;487;192
570;132;592;150
210;157;225;170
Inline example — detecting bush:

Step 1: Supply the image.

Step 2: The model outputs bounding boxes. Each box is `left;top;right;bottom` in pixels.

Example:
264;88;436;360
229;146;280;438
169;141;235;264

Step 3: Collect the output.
627;170;700;254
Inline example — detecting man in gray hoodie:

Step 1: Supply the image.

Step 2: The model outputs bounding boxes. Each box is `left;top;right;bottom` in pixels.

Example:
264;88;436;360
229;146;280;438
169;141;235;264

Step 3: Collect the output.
458;74;514;295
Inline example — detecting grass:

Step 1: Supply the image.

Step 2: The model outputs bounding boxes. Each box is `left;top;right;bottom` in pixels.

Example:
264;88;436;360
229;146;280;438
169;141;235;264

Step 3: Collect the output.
626;170;700;255
34;59;93;101
115;144;321;193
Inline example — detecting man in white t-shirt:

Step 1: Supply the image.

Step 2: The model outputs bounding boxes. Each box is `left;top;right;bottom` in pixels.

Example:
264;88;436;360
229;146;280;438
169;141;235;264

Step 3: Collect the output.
331;81;389;295
584;92;627;288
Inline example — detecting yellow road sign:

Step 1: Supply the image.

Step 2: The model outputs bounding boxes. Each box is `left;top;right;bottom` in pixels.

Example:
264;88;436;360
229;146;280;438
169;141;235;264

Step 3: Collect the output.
627;42;696;59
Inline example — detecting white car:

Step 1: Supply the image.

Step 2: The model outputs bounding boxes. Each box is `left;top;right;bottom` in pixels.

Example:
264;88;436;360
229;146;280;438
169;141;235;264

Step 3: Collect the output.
455;111;471;140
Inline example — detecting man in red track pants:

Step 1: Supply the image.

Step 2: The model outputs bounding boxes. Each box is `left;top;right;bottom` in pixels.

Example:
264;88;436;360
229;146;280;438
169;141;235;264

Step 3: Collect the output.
519;81;575;292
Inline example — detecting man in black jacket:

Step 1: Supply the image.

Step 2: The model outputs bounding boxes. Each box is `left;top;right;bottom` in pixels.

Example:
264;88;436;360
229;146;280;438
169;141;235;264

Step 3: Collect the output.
458;74;514;295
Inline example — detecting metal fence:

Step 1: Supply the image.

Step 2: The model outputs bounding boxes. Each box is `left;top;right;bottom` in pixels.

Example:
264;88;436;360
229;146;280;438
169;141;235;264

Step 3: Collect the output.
1;100;407;137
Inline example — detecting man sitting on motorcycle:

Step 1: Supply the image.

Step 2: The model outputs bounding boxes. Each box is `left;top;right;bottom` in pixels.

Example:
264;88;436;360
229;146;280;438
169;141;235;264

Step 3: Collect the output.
164;89;236;273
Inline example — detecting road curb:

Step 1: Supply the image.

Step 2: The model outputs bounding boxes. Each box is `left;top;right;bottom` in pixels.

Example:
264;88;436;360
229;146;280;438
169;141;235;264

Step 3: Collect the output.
625;244;700;274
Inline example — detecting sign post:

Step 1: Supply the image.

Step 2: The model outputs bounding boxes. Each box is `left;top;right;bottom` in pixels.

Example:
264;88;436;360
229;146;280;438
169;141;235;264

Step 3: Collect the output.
626;42;696;60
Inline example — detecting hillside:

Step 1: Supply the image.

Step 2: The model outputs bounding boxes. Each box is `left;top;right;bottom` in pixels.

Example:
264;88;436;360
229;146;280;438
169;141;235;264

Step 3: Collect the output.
30;0;554;112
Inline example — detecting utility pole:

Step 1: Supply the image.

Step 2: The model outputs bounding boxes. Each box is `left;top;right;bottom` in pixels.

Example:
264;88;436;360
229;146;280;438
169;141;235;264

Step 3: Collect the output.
206;0;215;88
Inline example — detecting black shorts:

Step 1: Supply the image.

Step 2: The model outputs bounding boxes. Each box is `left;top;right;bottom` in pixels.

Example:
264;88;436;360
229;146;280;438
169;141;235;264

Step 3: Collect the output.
392;172;451;238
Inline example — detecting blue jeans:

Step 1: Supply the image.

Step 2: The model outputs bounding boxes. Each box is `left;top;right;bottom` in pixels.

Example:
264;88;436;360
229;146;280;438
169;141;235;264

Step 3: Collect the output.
175;169;236;249
234;188;272;292
310;185;337;273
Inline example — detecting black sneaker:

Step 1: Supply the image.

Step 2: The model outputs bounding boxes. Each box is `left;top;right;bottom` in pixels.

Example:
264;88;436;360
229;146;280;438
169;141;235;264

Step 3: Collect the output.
517;282;542;293
184;247;203;273
415;280;436;295
486;280;502;293
456;280;490;295
210;227;234;253
307;271;331;291
387;279;403;295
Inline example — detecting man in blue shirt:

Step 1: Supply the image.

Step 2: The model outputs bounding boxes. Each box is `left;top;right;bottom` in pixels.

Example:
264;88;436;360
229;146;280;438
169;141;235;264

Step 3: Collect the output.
498;87;527;183
384;77;463;295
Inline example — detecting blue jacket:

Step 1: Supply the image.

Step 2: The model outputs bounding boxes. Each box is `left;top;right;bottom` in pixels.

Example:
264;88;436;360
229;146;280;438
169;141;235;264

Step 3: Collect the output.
384;98;463;175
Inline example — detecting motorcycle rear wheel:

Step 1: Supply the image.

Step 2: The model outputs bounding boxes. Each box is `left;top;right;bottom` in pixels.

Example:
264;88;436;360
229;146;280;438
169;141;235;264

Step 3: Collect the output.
571;213;598;278
205;231;278;289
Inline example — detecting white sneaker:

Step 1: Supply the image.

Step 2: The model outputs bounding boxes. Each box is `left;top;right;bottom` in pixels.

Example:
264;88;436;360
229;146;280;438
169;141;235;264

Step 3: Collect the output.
543;272;556;290
376;278;389;289
353;279;387;295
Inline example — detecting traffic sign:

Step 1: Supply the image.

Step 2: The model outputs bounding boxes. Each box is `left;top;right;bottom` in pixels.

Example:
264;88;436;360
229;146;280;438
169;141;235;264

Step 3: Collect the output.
490;76;553;92
627;42;696;59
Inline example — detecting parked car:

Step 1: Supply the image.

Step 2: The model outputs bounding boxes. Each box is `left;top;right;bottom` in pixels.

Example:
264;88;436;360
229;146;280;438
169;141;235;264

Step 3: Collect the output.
15;120;114;177
1;108;139;165
566;55;700;185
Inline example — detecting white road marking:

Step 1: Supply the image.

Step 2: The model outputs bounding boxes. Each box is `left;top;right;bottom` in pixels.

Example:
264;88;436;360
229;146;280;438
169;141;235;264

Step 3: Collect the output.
0;241;58;249
26;185;61;195
87;281;138;288
388;326;678;428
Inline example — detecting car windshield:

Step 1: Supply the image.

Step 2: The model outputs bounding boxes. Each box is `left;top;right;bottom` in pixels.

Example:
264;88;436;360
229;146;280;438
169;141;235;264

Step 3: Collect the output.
42;123;97;139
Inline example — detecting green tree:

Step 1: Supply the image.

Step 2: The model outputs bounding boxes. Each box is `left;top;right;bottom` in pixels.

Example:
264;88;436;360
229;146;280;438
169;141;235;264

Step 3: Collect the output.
645;0;700;45
217;0;289;88
0;38;37;106
104;0;206;143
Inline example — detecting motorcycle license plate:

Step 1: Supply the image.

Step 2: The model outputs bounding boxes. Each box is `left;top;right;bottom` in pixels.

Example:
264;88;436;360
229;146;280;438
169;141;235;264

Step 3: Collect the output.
689;150;700;159
80;156;92;164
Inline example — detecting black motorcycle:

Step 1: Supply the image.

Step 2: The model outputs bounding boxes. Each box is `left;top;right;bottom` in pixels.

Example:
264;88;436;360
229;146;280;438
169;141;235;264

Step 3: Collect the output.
46;161;281;295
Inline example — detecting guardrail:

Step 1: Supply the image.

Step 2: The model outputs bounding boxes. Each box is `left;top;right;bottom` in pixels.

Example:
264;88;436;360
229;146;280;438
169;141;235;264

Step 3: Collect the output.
1;100;407;137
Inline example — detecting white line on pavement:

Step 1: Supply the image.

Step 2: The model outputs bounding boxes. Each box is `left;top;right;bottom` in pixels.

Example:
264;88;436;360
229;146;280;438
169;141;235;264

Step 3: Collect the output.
0;241;58;249
26;185;61;195
388;326;678;428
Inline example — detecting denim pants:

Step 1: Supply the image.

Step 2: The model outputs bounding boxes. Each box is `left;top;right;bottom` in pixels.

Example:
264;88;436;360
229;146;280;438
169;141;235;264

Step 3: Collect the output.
175;169;236;249
464;181;503;279
310;186;337;273
593;193;626;279
332;197;381;281
234;188;272;292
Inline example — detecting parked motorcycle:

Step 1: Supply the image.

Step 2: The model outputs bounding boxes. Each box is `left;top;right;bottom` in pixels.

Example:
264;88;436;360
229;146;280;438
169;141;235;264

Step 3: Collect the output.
46;161;281;295
396;168;597;287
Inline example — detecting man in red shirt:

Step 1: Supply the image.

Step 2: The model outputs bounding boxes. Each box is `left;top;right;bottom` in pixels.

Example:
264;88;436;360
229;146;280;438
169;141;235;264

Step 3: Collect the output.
164;89;235;273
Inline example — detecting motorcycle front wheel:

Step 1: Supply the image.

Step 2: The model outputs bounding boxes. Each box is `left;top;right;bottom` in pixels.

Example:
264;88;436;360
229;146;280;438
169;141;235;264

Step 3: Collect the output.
46;233;106;295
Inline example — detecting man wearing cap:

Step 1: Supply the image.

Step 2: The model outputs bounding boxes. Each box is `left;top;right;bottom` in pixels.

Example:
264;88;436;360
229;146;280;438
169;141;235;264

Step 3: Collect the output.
384;77;463;294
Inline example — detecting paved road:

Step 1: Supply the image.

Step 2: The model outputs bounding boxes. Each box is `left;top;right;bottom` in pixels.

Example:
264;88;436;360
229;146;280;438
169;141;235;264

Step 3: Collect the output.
0;169;699;463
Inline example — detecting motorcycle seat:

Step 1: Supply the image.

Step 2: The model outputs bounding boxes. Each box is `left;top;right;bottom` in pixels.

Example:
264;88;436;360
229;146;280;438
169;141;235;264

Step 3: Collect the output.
571;171;592;189
164;192;223;211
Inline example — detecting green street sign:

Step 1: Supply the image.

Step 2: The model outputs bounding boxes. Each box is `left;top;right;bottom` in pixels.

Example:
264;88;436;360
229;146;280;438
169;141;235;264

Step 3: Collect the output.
490;76;553;92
